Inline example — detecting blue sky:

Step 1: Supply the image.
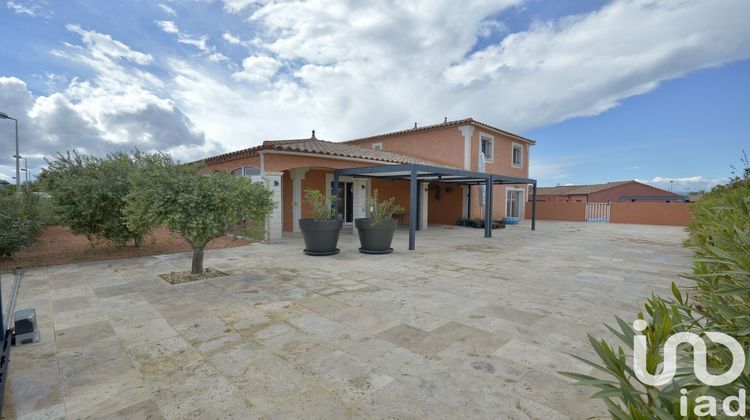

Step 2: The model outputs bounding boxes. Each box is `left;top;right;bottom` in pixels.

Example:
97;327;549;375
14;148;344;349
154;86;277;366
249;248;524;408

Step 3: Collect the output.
1;0;748;192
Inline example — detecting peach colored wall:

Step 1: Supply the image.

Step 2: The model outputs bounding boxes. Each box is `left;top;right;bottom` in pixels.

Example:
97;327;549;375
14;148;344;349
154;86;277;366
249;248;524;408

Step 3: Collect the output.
301;169;328;220
524;201;693;226
471;130;530;179
350;127;465;168
609;202;692;226
428;183;464;224
588;182;677;202
524;202;586;222
372;178;412;224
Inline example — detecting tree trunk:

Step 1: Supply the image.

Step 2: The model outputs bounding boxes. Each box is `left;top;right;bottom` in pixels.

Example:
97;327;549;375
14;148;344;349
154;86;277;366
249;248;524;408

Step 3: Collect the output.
191;245;204;274
134;234;143;248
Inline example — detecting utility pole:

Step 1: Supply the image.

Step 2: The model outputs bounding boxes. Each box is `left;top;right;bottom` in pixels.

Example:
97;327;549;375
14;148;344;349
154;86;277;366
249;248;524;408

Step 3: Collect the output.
0;112;20;190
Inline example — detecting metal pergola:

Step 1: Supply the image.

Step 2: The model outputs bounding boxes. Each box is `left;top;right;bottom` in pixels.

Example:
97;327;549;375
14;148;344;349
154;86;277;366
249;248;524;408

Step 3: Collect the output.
334;164;537;250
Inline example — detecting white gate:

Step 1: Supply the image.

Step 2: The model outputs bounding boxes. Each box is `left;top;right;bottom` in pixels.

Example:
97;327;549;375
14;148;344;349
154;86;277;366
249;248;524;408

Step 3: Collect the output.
585;202;610;222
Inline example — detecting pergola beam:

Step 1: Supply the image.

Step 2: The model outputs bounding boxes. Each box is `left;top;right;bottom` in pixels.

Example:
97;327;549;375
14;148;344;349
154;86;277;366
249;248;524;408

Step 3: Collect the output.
333;164;537;249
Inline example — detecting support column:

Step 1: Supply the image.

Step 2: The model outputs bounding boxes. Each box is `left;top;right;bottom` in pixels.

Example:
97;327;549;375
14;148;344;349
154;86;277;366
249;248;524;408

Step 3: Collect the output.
263;172;283;243
531;181;537;231
484;177;493;238
458;125;475;170
332;173;340;217
290;168;308;233
351;178;367;234
409;168;418;250
419;182;429;230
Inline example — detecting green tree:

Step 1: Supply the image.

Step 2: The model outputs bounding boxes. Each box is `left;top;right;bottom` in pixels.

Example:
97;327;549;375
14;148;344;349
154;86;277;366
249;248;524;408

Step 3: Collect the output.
0;190;47;258
38;151;162;246
125;161;275;274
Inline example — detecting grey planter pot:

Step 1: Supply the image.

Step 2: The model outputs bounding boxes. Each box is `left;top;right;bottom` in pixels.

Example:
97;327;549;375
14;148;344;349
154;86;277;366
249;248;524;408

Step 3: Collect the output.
355;218;397;254
299;218;343;256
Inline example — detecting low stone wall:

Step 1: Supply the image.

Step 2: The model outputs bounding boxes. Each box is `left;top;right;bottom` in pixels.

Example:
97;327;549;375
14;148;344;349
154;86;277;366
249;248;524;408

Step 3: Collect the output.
524;201;693;226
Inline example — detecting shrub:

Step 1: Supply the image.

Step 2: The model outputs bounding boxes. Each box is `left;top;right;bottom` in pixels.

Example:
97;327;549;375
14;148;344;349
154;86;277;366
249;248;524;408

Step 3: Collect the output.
302;189;337;222
562;157;750;417
363;189;403;226
0;191;46;258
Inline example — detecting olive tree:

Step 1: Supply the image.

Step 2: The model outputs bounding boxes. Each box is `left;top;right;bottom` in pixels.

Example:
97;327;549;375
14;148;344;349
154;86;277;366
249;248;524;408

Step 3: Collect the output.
38;151;163;246
125;161;274;274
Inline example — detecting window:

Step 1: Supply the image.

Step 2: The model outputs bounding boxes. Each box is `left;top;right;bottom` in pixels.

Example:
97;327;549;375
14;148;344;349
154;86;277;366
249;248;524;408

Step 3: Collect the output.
512;143;523;168
480;136;493;161
372;143;383;150
231;166;261;177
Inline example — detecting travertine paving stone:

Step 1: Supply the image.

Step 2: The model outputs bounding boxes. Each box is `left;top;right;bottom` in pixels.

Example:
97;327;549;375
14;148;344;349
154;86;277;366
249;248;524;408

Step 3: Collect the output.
2;221;690;418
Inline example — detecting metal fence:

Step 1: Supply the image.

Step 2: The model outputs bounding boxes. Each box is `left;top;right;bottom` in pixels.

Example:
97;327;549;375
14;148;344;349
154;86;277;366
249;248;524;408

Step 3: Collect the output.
585;202;610;223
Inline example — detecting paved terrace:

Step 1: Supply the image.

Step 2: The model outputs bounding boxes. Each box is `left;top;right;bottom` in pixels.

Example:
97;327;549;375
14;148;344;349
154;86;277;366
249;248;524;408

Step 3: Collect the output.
2;221;691;419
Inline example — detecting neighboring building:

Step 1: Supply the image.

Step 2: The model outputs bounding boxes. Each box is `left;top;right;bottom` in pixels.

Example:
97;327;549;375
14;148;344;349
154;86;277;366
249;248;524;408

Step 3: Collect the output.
533;180;684;203
0;180;8;191
201;118;535;240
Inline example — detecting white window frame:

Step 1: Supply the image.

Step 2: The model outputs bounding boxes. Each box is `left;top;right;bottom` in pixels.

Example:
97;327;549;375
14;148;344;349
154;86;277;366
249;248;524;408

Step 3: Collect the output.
479;133;494;162
511;142;523;168
372;142;383;150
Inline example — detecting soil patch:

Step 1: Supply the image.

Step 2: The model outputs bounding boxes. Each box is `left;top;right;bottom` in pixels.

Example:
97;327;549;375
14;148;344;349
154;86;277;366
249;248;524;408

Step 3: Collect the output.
159;268;228;285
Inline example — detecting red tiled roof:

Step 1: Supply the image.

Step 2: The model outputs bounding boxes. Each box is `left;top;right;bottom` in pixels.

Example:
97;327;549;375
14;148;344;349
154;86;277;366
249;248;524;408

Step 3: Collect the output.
203;136;447;166
343;118;535;145
536;181;653;196
263;138;444;166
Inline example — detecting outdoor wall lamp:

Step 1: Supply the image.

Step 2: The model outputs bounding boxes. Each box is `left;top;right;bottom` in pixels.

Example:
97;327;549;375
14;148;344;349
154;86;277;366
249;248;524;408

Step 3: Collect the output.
274;180;279;186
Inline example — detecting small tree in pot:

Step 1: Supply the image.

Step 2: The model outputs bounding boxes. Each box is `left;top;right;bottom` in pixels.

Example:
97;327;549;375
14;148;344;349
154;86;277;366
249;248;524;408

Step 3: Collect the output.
355;190;404;254
298;189;343;255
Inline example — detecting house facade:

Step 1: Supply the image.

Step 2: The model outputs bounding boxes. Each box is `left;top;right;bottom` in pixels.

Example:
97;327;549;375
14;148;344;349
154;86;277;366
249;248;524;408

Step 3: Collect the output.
201;118;535;240
534;181;682;203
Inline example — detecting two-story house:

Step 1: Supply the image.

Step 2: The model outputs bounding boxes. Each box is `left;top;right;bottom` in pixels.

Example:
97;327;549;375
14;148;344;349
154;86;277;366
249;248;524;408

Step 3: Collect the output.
201;118;535;241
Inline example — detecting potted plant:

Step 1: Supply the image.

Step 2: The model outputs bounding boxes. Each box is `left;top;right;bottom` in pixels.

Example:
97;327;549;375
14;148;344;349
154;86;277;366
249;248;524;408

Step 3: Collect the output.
470;218;484;228
298;189;343;255
355;190;404;254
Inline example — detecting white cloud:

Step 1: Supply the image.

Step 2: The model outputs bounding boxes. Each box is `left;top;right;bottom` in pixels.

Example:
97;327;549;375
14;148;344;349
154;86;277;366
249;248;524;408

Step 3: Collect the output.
0;27;215;179
66;24;153;65
442;0;750;130
223;32;242;45
638;176;727;192
155;20;179;34
231;55;281;82
222;0;258;14
6;0;49;17
158;3;176;16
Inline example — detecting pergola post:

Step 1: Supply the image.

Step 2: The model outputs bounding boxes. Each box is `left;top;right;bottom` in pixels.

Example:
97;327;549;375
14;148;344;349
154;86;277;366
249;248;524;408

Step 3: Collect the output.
531;181;537;231
332;173;340;217
484;176;493;238
409;167;418;250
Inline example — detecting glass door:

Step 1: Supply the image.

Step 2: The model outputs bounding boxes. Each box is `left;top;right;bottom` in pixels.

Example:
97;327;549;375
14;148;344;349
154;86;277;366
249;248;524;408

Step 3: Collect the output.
506;190;523;218
335;182;354;223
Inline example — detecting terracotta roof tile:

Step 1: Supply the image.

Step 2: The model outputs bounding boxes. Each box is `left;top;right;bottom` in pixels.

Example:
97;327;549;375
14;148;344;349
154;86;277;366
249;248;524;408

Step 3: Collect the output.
264;138;446;166
536;181;635;196
343;118;535;145
202;137;449;167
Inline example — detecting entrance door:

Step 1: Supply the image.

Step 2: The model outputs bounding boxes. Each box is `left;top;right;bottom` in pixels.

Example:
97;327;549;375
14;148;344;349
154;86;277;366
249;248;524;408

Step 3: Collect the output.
335;182;354;224
506;189;523;218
